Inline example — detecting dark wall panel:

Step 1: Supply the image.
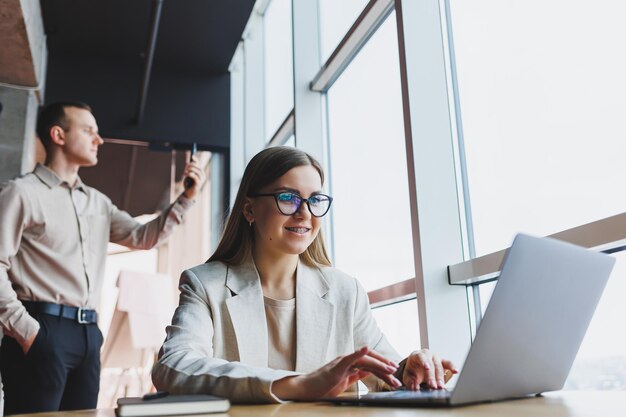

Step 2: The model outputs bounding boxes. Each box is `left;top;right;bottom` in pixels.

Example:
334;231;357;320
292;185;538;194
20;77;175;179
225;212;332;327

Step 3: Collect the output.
45;54;230;151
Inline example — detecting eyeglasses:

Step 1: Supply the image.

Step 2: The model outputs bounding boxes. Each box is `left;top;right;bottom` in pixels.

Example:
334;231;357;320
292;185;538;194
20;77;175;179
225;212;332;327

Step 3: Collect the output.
251;191;333;217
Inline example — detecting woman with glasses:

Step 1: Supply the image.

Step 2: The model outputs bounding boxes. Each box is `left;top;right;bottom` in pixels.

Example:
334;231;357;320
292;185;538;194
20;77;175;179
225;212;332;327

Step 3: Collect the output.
152;146;457;402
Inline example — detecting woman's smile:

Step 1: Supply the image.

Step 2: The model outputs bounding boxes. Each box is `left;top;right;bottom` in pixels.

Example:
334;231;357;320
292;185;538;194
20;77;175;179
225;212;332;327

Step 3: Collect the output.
285;226;311;235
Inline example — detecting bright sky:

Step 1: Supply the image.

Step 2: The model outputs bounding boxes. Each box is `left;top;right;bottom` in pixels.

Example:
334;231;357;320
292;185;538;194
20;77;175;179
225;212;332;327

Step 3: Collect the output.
449;0;626;360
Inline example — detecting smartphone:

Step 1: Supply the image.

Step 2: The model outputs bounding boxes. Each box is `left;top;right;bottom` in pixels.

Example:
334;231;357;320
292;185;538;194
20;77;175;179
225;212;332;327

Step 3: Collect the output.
184;143;197;190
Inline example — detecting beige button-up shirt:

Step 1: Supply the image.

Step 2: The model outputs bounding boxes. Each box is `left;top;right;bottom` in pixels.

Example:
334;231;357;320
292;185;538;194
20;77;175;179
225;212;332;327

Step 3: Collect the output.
0;164;193;345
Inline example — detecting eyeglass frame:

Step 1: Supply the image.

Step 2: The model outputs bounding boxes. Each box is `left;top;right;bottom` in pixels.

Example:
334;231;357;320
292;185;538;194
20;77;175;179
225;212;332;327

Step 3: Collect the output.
249;191;333;217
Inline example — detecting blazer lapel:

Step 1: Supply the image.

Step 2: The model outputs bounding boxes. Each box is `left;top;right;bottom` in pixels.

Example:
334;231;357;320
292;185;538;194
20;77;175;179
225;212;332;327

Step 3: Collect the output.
295;263;335;373
225;262;269;367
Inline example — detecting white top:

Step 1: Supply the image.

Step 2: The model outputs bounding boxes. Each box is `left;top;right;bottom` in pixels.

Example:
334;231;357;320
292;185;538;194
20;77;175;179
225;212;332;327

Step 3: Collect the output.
264;296;296;371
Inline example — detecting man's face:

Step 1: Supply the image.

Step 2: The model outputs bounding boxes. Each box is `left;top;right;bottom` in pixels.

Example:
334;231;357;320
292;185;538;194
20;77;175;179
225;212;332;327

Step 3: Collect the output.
59;107;103;167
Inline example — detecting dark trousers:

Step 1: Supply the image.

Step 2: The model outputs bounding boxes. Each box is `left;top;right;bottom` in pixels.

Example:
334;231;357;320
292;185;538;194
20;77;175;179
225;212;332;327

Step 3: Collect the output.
0;313;103;415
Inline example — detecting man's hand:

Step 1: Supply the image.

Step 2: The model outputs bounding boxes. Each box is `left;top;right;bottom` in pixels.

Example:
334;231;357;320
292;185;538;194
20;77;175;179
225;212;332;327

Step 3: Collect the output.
182;156;206;200
272;347;402;401
21;331;37;355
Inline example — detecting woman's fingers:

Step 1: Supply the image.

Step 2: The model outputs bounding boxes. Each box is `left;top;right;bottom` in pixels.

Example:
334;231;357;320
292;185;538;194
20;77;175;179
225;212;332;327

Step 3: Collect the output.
336;346;369;370
352;357;401;388
403;350;435;390
403;362;425;390
442;359;458;383
403;351;458;390
416;351;436;388
442;358;458;373
352;362;401;388
379;372;402;388
298;347;411;400
324;369;372;398
366;349;399;368
322;348;377;398
353;354;398;374
279;347;393;401
337;348;402;389
432;355;445;389
347;369;371;386
320;348;456;399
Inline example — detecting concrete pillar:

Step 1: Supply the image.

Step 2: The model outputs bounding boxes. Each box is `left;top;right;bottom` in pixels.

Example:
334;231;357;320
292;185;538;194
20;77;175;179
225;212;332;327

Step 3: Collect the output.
0;87;41;180
0;0;47;179
0;0;47;180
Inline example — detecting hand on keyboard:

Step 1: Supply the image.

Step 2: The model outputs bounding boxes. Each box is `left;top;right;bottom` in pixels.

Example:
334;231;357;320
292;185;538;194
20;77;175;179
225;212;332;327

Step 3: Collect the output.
400;349;458;390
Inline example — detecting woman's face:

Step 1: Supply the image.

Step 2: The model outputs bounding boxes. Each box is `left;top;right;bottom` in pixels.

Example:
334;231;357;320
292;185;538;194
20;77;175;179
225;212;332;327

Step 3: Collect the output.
246;165;324;259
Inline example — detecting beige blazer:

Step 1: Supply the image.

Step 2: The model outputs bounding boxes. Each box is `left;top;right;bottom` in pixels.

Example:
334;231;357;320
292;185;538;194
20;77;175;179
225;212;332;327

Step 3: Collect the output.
152;260;401;403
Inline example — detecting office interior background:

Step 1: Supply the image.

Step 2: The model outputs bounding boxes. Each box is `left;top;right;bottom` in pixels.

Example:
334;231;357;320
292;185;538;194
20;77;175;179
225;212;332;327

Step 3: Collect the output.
1;0;625;408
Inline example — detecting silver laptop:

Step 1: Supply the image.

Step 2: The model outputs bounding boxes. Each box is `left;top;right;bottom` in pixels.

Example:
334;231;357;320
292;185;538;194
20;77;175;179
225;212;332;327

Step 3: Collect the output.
326;233;615;407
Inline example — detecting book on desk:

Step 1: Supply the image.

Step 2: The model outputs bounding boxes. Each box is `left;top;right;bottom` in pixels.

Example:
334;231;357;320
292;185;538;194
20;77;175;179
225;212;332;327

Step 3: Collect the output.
116;394;230;417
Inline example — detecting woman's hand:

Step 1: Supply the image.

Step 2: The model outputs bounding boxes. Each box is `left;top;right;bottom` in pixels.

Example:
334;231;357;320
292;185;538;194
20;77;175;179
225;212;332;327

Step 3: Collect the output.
272;346;402;401
401;349;458;390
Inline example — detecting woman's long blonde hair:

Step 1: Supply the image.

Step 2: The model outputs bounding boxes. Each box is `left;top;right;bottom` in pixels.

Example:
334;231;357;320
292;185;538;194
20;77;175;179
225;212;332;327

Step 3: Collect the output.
208;146;332;267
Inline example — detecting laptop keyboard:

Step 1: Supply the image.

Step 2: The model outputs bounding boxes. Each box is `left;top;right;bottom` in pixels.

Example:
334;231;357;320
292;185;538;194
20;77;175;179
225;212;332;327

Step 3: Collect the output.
362;388;451;400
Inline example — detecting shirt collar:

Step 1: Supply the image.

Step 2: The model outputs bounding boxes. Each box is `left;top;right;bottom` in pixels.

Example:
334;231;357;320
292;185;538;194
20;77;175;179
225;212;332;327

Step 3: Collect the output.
34;163;87;192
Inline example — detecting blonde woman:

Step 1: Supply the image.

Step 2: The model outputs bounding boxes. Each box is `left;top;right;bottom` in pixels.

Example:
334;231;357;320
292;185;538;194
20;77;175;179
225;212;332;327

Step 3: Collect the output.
152;146;457;402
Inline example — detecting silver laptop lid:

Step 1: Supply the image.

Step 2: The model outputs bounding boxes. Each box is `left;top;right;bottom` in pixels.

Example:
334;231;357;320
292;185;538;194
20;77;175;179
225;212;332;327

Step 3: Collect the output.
450;234;615;405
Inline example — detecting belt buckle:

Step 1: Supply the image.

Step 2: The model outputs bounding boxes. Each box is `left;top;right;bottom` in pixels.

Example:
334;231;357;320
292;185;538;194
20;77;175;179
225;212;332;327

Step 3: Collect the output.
77;307;88;324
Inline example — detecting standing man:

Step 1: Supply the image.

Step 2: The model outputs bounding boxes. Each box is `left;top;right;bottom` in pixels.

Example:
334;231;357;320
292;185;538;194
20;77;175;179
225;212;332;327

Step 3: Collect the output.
0;101;205;415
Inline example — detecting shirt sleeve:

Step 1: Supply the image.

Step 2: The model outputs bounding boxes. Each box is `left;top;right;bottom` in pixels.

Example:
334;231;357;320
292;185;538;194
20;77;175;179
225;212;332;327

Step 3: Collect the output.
152;269;298;403
0;181;40;345
109;193;195;249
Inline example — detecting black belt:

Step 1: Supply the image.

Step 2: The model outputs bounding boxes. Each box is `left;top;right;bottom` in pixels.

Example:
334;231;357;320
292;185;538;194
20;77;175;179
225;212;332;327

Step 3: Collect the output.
21;301;98;324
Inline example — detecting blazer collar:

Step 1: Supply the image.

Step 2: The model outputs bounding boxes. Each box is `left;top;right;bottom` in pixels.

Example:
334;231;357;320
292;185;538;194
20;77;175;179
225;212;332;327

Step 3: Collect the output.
224;259;335;372
225;261;261;296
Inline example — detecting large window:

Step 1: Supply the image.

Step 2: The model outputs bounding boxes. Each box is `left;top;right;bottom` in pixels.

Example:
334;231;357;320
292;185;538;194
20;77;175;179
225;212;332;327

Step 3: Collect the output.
263;0;294;141
318;0;369;63
565;252;626;389
449;0;626;257
326;11;413;292
449;0;626;390
372;299;420;357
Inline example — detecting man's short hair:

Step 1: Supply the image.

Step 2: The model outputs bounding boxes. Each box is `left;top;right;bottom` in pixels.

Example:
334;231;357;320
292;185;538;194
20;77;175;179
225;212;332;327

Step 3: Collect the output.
36;101;92;151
